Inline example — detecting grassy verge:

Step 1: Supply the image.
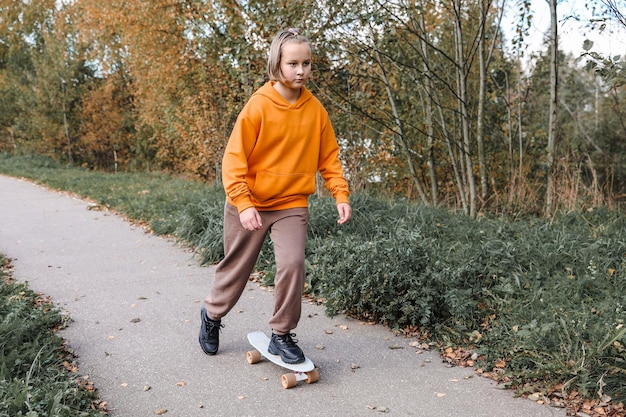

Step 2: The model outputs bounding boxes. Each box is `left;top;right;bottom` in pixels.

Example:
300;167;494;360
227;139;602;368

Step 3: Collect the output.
0;154;219;235
0;254;105;416
1;154;625;416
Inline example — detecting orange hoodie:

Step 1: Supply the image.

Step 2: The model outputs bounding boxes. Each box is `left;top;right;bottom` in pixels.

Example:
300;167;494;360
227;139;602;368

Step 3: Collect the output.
222;81;350;212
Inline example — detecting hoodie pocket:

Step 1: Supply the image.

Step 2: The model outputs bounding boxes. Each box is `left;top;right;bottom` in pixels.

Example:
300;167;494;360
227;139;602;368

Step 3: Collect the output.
252;171;316;202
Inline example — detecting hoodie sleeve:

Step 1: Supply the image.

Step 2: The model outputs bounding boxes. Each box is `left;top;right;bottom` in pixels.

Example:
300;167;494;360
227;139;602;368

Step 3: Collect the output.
318;111;350;205
222;102;260;213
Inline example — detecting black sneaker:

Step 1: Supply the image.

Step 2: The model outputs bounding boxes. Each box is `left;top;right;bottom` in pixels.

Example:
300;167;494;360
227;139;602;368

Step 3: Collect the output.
199;306;222;355
268;332;305;364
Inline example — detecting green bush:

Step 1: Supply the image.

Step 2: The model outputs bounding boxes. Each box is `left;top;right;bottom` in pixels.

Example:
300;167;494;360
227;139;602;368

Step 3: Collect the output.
303;197;626;400
310;230;434;326
175;198;225;265
0;255;102;416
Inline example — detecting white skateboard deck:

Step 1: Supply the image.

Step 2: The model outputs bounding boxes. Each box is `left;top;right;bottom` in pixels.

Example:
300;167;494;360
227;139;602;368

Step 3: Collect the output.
246;331;319;388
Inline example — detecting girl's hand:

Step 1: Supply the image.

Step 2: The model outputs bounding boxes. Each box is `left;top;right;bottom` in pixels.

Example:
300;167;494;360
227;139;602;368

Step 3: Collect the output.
337;203;352;225
240;207;263;231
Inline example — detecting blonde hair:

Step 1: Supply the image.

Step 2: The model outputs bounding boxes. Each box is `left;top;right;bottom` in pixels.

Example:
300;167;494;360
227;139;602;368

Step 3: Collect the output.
267;29;311;82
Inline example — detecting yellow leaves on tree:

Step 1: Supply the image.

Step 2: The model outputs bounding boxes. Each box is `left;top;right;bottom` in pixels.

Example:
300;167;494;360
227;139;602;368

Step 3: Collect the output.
78;75;132;171
72;0;241;178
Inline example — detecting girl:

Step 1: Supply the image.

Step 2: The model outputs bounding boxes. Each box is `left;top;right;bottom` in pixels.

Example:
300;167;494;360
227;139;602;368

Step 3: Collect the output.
199;29;351;364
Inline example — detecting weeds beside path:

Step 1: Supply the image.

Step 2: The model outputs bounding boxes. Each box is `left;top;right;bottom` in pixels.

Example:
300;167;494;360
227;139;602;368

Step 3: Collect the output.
0;254;105;416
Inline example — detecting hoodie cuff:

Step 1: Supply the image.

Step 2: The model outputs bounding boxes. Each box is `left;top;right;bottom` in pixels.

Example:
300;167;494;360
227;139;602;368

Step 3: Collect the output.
334;192;350;205
230;195;254;213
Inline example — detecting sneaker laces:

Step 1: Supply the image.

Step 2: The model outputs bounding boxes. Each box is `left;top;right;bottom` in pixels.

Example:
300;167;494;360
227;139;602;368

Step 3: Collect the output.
277;332;299;347
205;319;223;336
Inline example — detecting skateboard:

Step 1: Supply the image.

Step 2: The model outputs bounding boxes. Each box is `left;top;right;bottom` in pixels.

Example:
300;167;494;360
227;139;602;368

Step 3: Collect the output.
246;331;319;389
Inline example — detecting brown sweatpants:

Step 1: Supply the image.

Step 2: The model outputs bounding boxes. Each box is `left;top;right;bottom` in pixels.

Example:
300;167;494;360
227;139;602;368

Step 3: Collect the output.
204;203;309;334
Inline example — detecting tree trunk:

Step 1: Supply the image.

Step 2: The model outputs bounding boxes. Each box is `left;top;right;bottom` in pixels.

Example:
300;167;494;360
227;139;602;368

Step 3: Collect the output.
453;0;477;216
417;10;439;205
545;0;559;215
477;0;488;204
374;49;429;204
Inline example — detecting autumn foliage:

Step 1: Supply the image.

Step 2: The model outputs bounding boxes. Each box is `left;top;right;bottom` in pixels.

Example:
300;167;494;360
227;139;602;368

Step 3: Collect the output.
1;0;625;215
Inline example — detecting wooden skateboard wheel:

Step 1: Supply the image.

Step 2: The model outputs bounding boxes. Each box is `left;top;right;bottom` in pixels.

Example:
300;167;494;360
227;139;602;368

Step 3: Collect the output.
306;368;320;384
246;350;261;364
281;373;297;389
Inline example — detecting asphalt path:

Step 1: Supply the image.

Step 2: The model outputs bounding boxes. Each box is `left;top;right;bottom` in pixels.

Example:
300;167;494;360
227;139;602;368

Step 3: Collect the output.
0;174;567;417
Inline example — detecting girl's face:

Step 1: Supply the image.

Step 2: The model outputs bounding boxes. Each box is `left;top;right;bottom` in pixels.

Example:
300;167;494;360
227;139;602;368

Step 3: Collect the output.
279;42;311;91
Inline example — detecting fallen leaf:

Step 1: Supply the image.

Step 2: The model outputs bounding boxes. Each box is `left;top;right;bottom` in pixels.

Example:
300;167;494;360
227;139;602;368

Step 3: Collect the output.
176;381;186;387
62;361;78;373
154;408;167;415
130;318;141;323
388;344;403;350
325;330;334;335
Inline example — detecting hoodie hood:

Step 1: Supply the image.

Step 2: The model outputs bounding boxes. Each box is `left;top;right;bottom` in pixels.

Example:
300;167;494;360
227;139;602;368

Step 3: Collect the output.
253;81;314;109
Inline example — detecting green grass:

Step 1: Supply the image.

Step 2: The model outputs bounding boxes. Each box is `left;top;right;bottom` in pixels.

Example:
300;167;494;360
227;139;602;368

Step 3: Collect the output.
1;153;625;414
0;254;103;417
0;154;220;235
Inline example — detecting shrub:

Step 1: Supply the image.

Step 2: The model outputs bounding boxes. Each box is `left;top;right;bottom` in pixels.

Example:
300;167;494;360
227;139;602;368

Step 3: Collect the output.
175;197;225;265
310;229;433;327
0;255;102;416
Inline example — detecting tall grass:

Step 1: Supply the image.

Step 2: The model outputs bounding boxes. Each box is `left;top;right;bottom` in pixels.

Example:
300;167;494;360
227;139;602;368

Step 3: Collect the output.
0;254;103;416
1;154;625;411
